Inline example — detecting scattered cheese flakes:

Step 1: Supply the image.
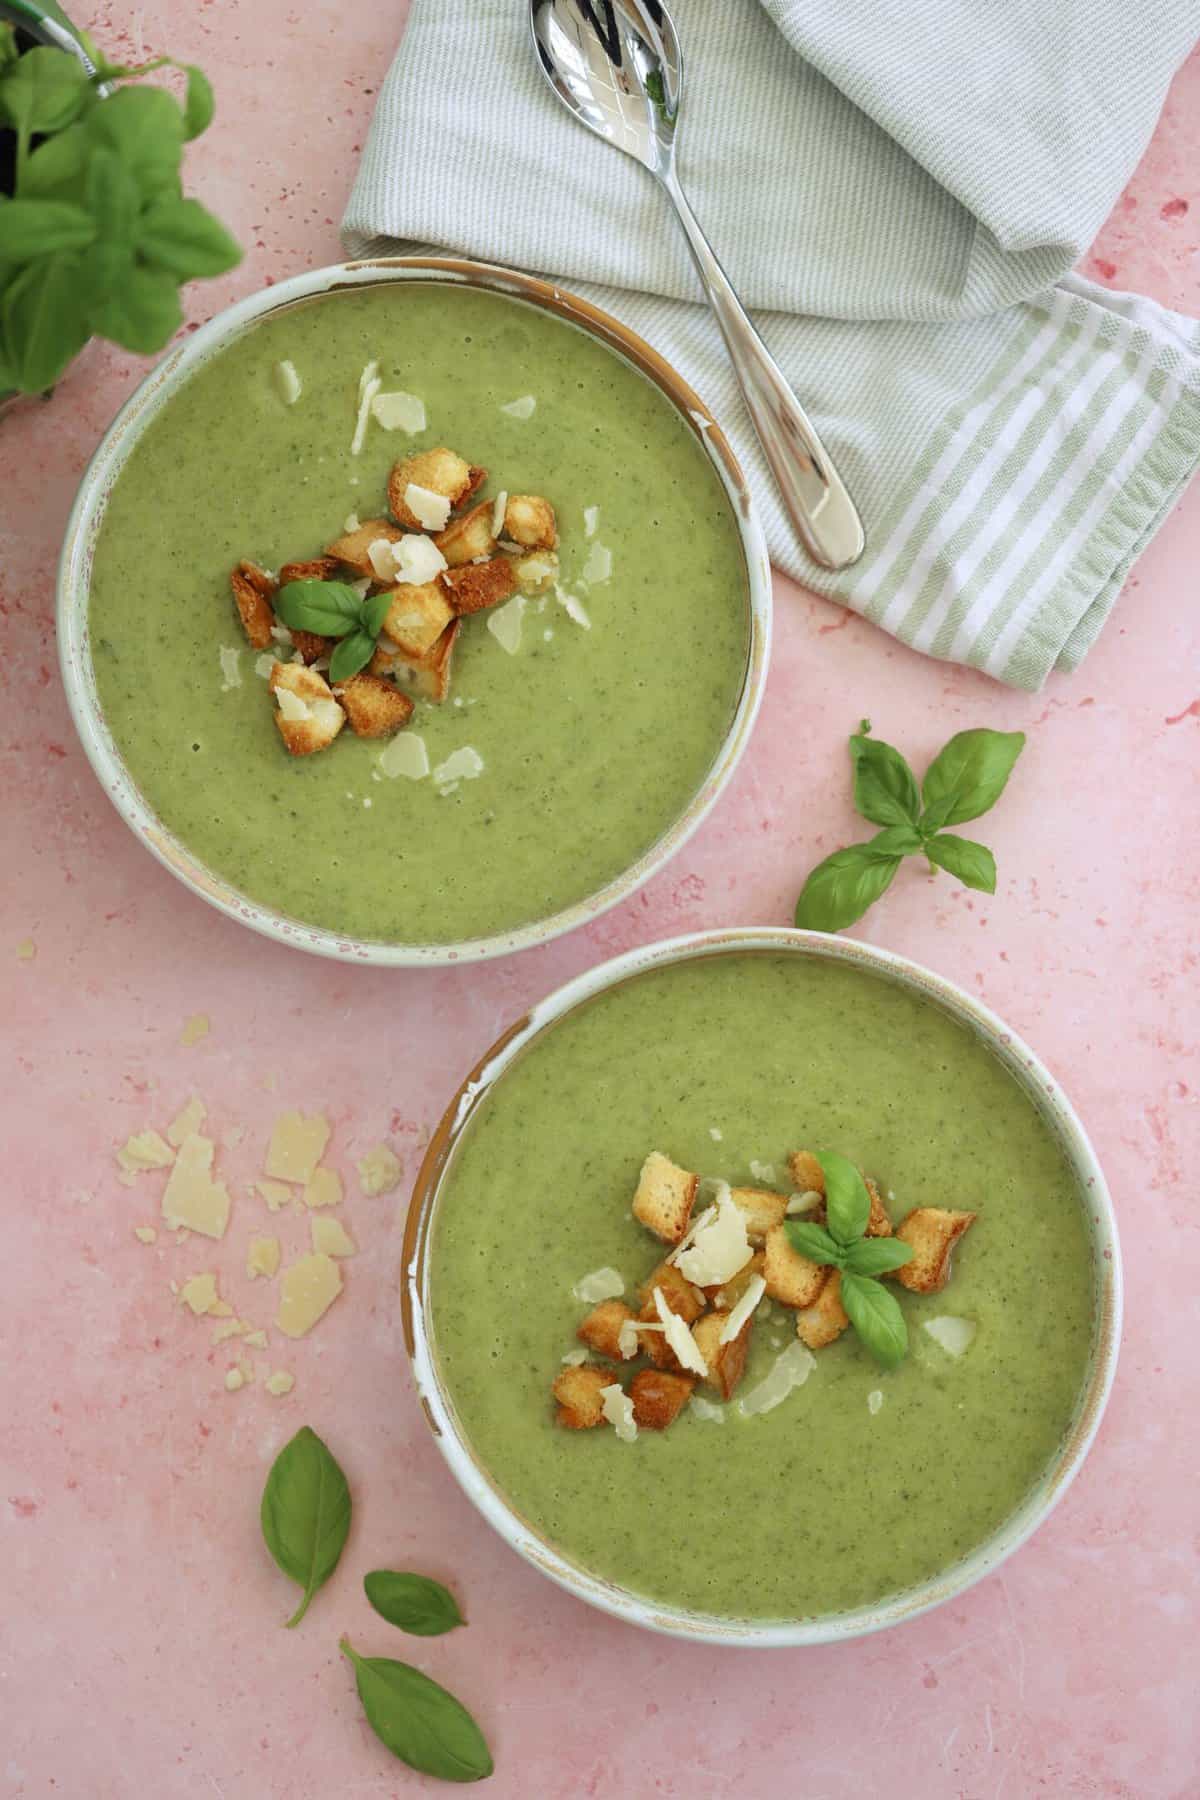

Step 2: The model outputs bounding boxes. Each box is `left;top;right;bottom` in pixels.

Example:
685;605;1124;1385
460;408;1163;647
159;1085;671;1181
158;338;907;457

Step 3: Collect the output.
351;361;381;455
491;490;507;536
134;1225;157;1245
721;1273;767;1343
274;360;302;405
16;937;36;960
179;1272;231;1318
600;1383;638;1443
377;733;429;781
580;542;612;586
116;1130;174;1180
571;1267;625;1304
256;1179;293;1213
166;1096;207;1149
785;1190;822;1216
674;1189;751;1288
689;1394;726;1423
265;1111;330;1185
244;1328;268;1349
302;1166;343;1211
218;645;242;691
394;534;447;585
617;1319;641;1360
923;1316;977;1357
404;481;452;531
560;1347;588;1367
224;1367;247;1392
161;1135;231;1239
486;594;526;655
554;582;591;630
246;1235;281;1280
737;1342;816;1417
708;1127;723;1142
499;394;536;420
868;1388;884;1415
180;1013;210;1047
583;505;600;538
254;652;276;681
365;536;398;582
265;1370;295;1397
275;685;312;723
357;1144;403;1197
653;1287;708;1376
371;390;426;434
276;1253;343;1338
311;1216;357;1258
432;746;485;793
748;1160;777;1185
211;1317;248;1344
343;510;361;533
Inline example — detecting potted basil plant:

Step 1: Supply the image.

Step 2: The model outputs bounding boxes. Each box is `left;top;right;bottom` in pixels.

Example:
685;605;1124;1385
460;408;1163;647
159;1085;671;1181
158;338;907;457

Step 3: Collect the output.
0;0;240;401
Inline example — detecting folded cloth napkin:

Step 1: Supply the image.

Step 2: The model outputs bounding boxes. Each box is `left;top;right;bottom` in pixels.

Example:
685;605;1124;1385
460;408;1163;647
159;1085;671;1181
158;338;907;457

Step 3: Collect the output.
344;0;1200;689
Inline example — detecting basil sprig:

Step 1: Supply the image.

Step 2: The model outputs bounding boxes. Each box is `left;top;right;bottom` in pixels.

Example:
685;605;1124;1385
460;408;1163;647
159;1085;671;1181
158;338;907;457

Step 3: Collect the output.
365;1570;465;1637
340;1638;494;1784
784;1152;913;1367
796;723;1025;932
259;1425;351;1628
274;579;393;684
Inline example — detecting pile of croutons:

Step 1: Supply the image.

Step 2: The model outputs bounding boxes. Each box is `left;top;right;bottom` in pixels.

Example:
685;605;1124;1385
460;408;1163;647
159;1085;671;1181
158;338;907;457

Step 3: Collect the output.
553;1148;975;1436
229;447;559;756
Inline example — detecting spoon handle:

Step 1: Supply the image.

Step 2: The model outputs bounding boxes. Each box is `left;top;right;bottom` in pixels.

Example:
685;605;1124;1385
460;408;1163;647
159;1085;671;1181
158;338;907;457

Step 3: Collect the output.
661;169;864;571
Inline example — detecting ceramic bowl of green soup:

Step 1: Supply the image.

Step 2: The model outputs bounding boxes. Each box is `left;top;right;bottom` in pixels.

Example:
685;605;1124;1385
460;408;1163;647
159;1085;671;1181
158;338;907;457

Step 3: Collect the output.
59;259;768;963
404;929;1121;1645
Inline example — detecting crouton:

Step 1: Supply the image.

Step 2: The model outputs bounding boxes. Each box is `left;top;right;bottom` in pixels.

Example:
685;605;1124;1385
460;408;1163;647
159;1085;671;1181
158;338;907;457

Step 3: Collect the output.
691;1310;752;1400
763;1222;828;1309
388;449;480;528
383;581;455;657
289;630;332;665
893;1208;976;1293
577;1298;636;1362
730;1187;787;1245
630;1369;695;1430
372;620;460;704
504;494;557;550
268;661;345;756
635;1306;679;1370
795;1270;849;1349
707;1249;765;1310
230;561;276;651
788;1150;825;1196
335;673;414;739
636;1258;704;1322
441;556;518;616
864;1177;893;1238
552;1362;611;1429
507;548;560;594
278;555;341;586
434;499;496;568
326;518;404;577
631;1151;698;1245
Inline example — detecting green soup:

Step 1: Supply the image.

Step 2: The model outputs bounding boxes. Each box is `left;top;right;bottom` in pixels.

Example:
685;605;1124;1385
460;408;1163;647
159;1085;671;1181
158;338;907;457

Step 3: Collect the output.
428;952;1098;1622
88;282;750;945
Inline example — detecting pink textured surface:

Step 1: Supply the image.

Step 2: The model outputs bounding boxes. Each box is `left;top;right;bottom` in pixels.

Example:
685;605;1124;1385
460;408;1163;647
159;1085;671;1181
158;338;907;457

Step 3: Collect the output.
2;6;1198;1795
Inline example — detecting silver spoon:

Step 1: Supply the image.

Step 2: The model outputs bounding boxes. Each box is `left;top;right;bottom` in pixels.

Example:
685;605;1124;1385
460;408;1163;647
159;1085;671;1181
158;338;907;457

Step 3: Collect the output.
530;0;865;570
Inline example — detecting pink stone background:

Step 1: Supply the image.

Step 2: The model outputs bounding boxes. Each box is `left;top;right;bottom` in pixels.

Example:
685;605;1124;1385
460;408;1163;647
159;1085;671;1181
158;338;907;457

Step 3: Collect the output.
2;5;1198;1795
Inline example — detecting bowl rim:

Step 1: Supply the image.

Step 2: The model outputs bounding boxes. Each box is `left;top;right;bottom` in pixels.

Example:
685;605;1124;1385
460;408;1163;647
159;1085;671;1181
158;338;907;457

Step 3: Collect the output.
57;256;772;967
402;926;1123;1647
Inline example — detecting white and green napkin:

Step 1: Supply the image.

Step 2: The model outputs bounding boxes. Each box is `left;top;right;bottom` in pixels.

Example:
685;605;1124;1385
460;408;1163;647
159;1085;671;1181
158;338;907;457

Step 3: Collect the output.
343;0;1200;689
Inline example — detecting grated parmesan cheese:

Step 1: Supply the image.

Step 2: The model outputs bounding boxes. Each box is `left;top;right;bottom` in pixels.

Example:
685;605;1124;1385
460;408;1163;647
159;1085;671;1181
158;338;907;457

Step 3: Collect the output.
491;490;508;536
499;394;536;420
394;534;447;586
560;1347;588;1367
580;542;612;586
599;1383;637;1443
652;1287;708;1376
404;481;451;531
276;1253;343;1338
378;732;430;781
572;1267;625;1304
674;1189;752;1288
737;1342;816;1417
273;360;302;405
720;1273;766;1343
218;645;242;691
923;1316;977;1357
265;1370;295;1397
486;594;525;655
689;1394;726;1423
867;1389;884;1415
371;389;426;434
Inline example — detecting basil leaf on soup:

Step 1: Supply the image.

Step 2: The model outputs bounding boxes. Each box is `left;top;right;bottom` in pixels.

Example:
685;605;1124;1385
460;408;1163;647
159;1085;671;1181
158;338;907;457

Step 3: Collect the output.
340;1638;493;1783
816;1151;871;1246
841;1237;914;1277
784;1220;843;1266
794;836;906;932
920;729;1025;833
330;629;377;684
840;1271;908;1368
925;833;997;894
275;579;364;638
849;731;921;828
364;1570;465;1637
260;1425;351;1629
361;588;395;640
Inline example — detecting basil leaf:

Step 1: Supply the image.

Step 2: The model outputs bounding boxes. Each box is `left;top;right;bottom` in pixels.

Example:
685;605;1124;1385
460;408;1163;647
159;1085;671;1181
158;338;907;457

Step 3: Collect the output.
80;239;133;306
18;125;88;200
340;1638;493;1783
795;841;903;932
86;86;183;198
926;832;996;893
842;1237;914;1277
84;147;137;247
817;1151;871;1246
3;251;88;392
783;1221;843;1266
181;65;215;139
0;25;17;78
0;198;95;262
361;588;394;640
365;1571;466;1637
330;630;377;684
138;196;241;279
275;579;364;638
849;731;920;828
89;264;181;353
0;47;88;135
260;1426;351;1629
840;1271;908;1367
920;729;1025;833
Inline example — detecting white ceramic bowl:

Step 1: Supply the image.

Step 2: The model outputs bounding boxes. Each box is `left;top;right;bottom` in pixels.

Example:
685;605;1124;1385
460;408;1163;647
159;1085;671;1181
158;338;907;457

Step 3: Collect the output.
57;258;771;966
403;928;1122;1646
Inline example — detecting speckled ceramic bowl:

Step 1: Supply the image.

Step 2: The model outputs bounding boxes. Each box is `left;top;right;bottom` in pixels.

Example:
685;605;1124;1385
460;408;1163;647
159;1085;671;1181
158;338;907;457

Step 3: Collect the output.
57;258;771;965
403;928;1122;1646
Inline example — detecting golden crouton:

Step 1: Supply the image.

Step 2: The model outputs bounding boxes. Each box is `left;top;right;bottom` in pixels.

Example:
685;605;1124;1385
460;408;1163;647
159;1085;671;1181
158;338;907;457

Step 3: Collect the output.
788;1150;825;1196
434;499;496;567
335;673;414;739
230;560;276;651
577;1298;636;1362
551;1363;611;1430
508;548;560;594
893;1208;976;1293
691;1310;753;1400
290;630;332;665
388;449;480;528
504;494;557;550
730;1187;787;1245
637;1259;704;1322
706;1249;765;1309
795;1270;849;1349
630;1369;694;1430
372;620;460;704
864;1177;893;1238
268;661;345;757
325;518;404;577
279;555;341;586
383;581;455;657
441;556;518;616
763;1223;828;1309
636;1307;680;1371
631;1151;698;1245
